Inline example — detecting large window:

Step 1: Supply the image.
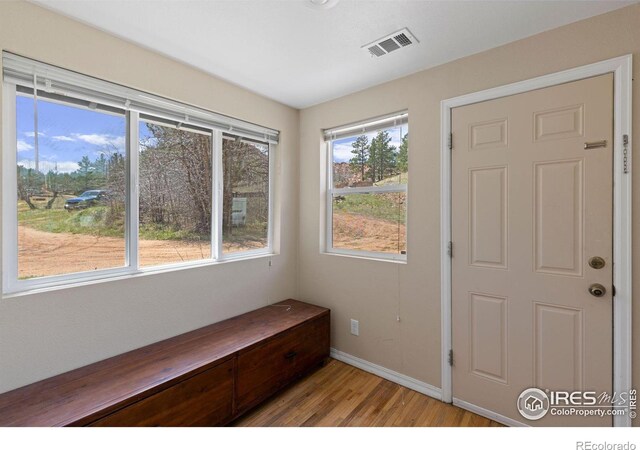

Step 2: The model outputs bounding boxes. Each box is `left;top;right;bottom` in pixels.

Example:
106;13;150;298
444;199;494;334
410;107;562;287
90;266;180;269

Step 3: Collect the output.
325;113;408;260
2;53;276;293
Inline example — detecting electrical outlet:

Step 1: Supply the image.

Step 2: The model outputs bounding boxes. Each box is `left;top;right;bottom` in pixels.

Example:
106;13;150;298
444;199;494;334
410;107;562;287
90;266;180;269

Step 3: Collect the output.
350;319;359;336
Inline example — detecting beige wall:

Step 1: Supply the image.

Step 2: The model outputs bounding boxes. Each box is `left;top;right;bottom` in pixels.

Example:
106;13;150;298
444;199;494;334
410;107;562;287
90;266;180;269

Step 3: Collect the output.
0;1;299;393
298;2;640;416
2;0;640;426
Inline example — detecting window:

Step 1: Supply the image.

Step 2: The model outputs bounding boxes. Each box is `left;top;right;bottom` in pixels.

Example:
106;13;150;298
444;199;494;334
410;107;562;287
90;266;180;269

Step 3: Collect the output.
2;53;276;293
325;112;408;260
138;118;212;267
15;91;127;279
222;135;270;255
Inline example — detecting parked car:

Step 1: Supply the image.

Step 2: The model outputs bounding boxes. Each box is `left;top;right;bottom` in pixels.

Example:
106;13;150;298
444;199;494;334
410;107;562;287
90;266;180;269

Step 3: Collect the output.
64;190;107;211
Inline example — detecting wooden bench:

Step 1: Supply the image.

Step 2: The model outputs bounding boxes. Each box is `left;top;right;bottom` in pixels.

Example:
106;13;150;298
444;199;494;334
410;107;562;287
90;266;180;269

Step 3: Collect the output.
0;299;330;426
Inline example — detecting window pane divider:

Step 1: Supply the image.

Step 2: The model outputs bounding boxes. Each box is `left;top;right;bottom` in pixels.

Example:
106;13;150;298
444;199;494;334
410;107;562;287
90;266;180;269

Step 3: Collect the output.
325;142;334;252
267;142;275;255
327;247;407;262
213;130;224;261
2;83;19;292
127;111;140;271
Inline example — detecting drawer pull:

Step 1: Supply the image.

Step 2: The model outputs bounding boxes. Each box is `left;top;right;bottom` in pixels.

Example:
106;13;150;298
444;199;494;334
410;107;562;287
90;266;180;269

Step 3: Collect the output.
284;351;298;360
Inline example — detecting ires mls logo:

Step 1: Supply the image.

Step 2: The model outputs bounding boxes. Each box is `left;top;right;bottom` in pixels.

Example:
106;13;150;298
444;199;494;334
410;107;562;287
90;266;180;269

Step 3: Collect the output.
517;387;637;420
517;388;550;420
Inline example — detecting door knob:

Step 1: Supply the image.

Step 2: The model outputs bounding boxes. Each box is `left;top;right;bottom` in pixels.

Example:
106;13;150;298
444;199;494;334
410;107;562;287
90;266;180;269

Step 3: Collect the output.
588;283;607;297
588;256;606;269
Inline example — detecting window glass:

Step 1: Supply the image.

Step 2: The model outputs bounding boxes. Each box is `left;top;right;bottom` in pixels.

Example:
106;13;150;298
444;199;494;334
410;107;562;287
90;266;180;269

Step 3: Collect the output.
332;192;406;255
332;128;408;189
16;94;126;279
329;124;408;257
138;119;212;267
222;135;269;254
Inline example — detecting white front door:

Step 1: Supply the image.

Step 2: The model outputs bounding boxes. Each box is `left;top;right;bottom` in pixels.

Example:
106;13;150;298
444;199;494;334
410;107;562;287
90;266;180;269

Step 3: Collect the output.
451;73;614;426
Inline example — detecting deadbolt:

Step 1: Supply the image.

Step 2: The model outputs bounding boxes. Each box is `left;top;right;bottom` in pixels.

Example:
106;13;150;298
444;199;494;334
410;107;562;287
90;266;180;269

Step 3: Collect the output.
584;140;608;150
588;256;606;269
588;283;607;298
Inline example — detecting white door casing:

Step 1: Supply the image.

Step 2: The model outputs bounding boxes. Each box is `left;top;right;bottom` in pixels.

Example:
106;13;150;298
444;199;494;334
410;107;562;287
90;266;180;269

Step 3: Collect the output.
440;55;632;427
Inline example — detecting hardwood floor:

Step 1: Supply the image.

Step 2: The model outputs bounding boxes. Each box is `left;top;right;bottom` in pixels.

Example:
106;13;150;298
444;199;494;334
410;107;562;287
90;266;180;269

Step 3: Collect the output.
233;358;502;427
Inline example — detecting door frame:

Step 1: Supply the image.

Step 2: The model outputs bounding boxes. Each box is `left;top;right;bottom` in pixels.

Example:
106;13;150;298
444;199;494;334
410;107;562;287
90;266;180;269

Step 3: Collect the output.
440;55;633;427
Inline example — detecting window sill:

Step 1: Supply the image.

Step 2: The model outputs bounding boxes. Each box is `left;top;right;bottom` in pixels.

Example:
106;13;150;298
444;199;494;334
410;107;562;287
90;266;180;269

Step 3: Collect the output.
321;249;407;264
2;251;275;299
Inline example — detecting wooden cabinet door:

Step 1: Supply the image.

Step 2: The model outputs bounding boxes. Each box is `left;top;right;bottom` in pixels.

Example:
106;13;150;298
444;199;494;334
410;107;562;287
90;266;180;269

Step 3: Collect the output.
90;359;234;427
236;316;329;413
291;315;330;375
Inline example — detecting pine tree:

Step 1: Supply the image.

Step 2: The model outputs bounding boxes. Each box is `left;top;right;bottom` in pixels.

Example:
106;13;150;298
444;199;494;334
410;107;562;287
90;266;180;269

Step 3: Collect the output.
77;155;95;192
397;133;408;173
349;135;369;183
368;130;397;182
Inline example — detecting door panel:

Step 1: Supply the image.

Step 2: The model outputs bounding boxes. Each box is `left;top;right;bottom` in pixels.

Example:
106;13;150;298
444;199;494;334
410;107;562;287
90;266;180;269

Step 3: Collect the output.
470;118;509;150
533;104;584;142
470;292;508;384
534;159;583;276
469;166;508;269
534;302;583;391
451;73;613;426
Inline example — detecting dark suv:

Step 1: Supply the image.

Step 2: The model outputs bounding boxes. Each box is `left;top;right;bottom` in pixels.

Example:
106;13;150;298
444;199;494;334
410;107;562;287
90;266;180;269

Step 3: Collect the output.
64;190;107;211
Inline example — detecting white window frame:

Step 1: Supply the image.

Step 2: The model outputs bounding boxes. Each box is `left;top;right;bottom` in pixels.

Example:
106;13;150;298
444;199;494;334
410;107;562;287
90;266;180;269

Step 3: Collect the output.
325;115;408;262
2;81;276;295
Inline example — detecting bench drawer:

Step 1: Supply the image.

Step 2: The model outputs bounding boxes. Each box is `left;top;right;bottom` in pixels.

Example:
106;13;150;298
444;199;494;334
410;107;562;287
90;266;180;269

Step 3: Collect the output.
236;315;329;413
90;359;234;427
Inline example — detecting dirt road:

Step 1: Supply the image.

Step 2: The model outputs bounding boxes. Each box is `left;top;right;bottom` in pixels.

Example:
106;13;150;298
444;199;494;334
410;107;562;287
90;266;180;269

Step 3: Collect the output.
16;211;404;278
17;226;263;279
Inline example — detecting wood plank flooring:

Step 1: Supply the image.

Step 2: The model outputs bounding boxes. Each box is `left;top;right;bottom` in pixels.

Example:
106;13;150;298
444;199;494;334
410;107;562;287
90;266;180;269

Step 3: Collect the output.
233;358;503;427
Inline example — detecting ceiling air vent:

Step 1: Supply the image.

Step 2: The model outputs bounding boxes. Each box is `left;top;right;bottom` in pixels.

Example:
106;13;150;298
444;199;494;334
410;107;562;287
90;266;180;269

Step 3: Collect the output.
363;28;418;58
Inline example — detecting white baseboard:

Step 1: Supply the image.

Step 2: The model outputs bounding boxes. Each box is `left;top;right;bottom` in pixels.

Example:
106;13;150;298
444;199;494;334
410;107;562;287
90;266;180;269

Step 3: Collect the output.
329;348;442;401
452;398;527;427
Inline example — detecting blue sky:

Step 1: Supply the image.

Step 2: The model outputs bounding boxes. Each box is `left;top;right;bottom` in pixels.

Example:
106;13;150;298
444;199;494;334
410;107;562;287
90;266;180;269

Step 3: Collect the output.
332;124;408;163
16;95;128;174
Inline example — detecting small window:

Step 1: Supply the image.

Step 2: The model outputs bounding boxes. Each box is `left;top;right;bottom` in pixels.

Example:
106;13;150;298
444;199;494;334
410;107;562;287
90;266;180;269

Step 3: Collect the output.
325;113;408;260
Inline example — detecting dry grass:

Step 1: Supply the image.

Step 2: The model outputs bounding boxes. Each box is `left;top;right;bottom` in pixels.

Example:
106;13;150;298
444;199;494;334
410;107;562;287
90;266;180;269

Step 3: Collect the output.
332;211;406;254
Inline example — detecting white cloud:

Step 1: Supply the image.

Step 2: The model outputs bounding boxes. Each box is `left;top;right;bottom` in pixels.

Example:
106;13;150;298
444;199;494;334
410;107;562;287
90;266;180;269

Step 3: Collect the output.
73;133;125;149
18;159;79;174
53;161;81;174
52;135;76;142
332;142;354;163
17;140;33;152
24;131;45;138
